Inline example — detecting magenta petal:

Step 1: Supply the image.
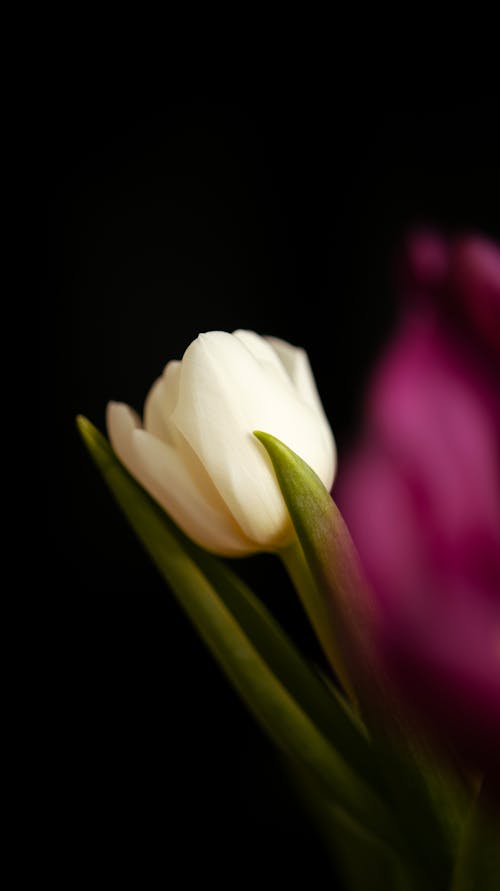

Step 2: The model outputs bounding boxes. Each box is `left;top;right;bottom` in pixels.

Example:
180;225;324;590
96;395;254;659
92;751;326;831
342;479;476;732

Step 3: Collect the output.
396;229;449;293
450;235;500;356
336;446;427;613
337;272;500;771
367;311;500;550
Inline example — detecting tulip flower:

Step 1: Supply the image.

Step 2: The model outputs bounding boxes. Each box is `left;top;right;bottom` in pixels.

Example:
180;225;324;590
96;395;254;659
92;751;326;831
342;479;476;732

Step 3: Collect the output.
336;232;500;775
107;330;336;556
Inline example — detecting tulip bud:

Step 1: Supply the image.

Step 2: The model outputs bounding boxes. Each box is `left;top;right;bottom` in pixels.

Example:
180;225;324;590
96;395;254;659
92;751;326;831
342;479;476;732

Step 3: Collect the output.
107;330;336;555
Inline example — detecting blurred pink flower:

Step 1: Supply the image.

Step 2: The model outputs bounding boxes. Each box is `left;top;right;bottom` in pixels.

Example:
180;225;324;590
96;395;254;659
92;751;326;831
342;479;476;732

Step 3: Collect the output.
336;231;500;775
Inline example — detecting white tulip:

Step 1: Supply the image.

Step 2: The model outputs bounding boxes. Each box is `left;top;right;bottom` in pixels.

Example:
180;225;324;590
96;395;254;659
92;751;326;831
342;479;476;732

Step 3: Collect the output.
107;330;336;555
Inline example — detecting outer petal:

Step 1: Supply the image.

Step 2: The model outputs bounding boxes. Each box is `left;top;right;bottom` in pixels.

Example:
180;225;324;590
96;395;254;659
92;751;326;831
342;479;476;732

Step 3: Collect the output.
171;332;334;546
131;430;256;555
232;329;291;386
107;402;254;555
267;335;337;483
265;336;321;408
234;330;337;483
143;360;181;444
107;401;147;484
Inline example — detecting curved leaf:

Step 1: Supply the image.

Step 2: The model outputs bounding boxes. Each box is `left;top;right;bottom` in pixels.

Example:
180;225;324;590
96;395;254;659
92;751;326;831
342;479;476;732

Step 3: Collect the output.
255;430;463;888
77;416;405;855
255;430;389;708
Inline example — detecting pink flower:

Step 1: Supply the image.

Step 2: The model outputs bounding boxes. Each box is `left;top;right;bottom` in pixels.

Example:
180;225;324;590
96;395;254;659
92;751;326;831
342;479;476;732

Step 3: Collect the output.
336;232;500;774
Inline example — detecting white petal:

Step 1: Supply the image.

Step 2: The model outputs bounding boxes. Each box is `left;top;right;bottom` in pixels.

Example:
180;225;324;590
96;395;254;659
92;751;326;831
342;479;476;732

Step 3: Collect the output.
107;401;175;507
107;401;144;473
233;329;291;386
266;336;323;412
172;332;335;546
106;401;253;555
131;430;255;555
143;360;181;444
267;336;337;486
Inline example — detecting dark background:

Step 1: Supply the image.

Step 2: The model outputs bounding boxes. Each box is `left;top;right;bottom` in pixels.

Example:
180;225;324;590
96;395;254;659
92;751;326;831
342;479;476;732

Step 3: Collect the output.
44;78;499;886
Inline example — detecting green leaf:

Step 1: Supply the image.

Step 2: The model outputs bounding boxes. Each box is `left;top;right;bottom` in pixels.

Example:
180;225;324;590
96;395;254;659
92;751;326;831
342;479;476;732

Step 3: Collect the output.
76;416;405;856
452;781;500;891
323;806;418;891
254;430;388;709
189;547;379;793
288;756;418;891
255;431;464;888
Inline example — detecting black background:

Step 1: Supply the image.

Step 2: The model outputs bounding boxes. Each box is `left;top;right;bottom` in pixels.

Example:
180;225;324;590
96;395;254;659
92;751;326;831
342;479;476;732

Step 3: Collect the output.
44;70;500;886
